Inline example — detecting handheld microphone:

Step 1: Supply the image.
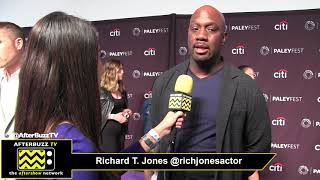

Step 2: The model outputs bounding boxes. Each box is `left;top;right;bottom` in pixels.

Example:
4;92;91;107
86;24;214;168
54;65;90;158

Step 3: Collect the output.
168;74;193;152
168;75;193;112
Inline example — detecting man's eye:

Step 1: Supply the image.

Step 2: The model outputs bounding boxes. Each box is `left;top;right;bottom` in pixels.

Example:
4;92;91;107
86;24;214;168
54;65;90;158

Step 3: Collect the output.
191;27;199;31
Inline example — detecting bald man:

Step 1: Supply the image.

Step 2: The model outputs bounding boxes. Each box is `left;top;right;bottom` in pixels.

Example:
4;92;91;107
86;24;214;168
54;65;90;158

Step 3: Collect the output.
0;22;24;139
150;5;271;180
239;65;256;80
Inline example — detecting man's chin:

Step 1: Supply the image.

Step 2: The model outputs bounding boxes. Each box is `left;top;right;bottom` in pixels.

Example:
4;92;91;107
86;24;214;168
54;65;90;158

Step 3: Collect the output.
191;54;210;62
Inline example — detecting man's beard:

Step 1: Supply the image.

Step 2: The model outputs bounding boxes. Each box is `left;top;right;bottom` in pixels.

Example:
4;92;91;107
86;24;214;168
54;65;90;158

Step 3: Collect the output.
192;53;221;72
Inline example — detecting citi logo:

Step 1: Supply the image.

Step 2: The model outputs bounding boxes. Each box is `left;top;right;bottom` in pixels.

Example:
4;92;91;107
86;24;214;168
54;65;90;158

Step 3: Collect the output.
269;163;284;172
109;28;120;36
272;116;286;126
231;44;245;55
144;48;156;56
144;91;152;99
274;20;288;31
273;69;288;79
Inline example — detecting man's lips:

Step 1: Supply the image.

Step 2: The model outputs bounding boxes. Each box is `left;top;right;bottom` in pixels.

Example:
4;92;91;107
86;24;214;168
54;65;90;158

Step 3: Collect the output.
194;44;209;54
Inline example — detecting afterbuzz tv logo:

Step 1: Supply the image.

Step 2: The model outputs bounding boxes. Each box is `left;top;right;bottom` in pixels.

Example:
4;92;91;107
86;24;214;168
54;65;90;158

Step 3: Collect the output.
273;69;288;79
298;165;320;175
109;28;120;37
259;46;304;56
132;70;163;79
303;69;320;80
232;44;245;55
263;93;302;103
301;118;320;128
17;148;55;170
271;142;300;150
274;20;288;31
269;162;284;172
229;24;260;31
132;27;169;36
272;116;286;126
144;48;156;56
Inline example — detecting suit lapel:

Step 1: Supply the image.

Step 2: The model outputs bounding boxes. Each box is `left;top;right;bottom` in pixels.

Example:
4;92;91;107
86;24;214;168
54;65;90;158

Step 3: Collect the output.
216;62;238;152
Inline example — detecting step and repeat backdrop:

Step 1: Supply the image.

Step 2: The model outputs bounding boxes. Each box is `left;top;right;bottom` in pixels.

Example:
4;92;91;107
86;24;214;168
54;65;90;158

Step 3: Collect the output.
91;9;320;179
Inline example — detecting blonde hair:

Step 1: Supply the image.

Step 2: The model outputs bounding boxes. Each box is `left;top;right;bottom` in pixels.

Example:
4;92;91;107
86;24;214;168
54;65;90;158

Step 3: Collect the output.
100;59;125;93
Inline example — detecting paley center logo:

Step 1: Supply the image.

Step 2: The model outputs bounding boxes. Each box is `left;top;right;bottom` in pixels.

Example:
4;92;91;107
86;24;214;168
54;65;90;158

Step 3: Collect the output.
132;113;141;121
274;20;288;31
109;28;120;37
144;91;152;99
228;24;260;31
301;118;320;128
298;165;320;175
101;50;133;57
178;46;188;56
232;44;245;55
273;69;288;79
271;142;300;150
132;69;163;79
144;48;156;56
304;20;319;31
272;116;286;126
259;45;304;56
303;69;320;80
263;93;302;103
269;162;284;172
132;27;169;36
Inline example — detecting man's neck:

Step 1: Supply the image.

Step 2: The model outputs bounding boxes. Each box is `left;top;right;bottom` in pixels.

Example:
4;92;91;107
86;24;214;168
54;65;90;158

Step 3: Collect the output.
3;63;20;81
189;57;224;79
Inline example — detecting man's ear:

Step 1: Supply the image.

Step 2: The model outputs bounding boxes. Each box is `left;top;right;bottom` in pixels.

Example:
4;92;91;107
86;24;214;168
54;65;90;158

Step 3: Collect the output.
15;37;23;50
221;32;228;45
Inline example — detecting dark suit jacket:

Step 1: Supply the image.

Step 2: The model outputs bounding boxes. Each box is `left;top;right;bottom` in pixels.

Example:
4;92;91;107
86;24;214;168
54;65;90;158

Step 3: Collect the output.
151;60;271;180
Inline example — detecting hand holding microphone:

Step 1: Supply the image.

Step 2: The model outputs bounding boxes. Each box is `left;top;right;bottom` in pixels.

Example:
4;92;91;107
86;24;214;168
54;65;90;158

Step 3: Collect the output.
168;74;193;151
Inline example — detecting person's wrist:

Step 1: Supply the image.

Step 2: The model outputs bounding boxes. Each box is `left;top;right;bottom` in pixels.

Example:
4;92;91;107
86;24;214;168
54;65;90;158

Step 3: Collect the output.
153;126;168;139
148;129;161;142
108;114;114;119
